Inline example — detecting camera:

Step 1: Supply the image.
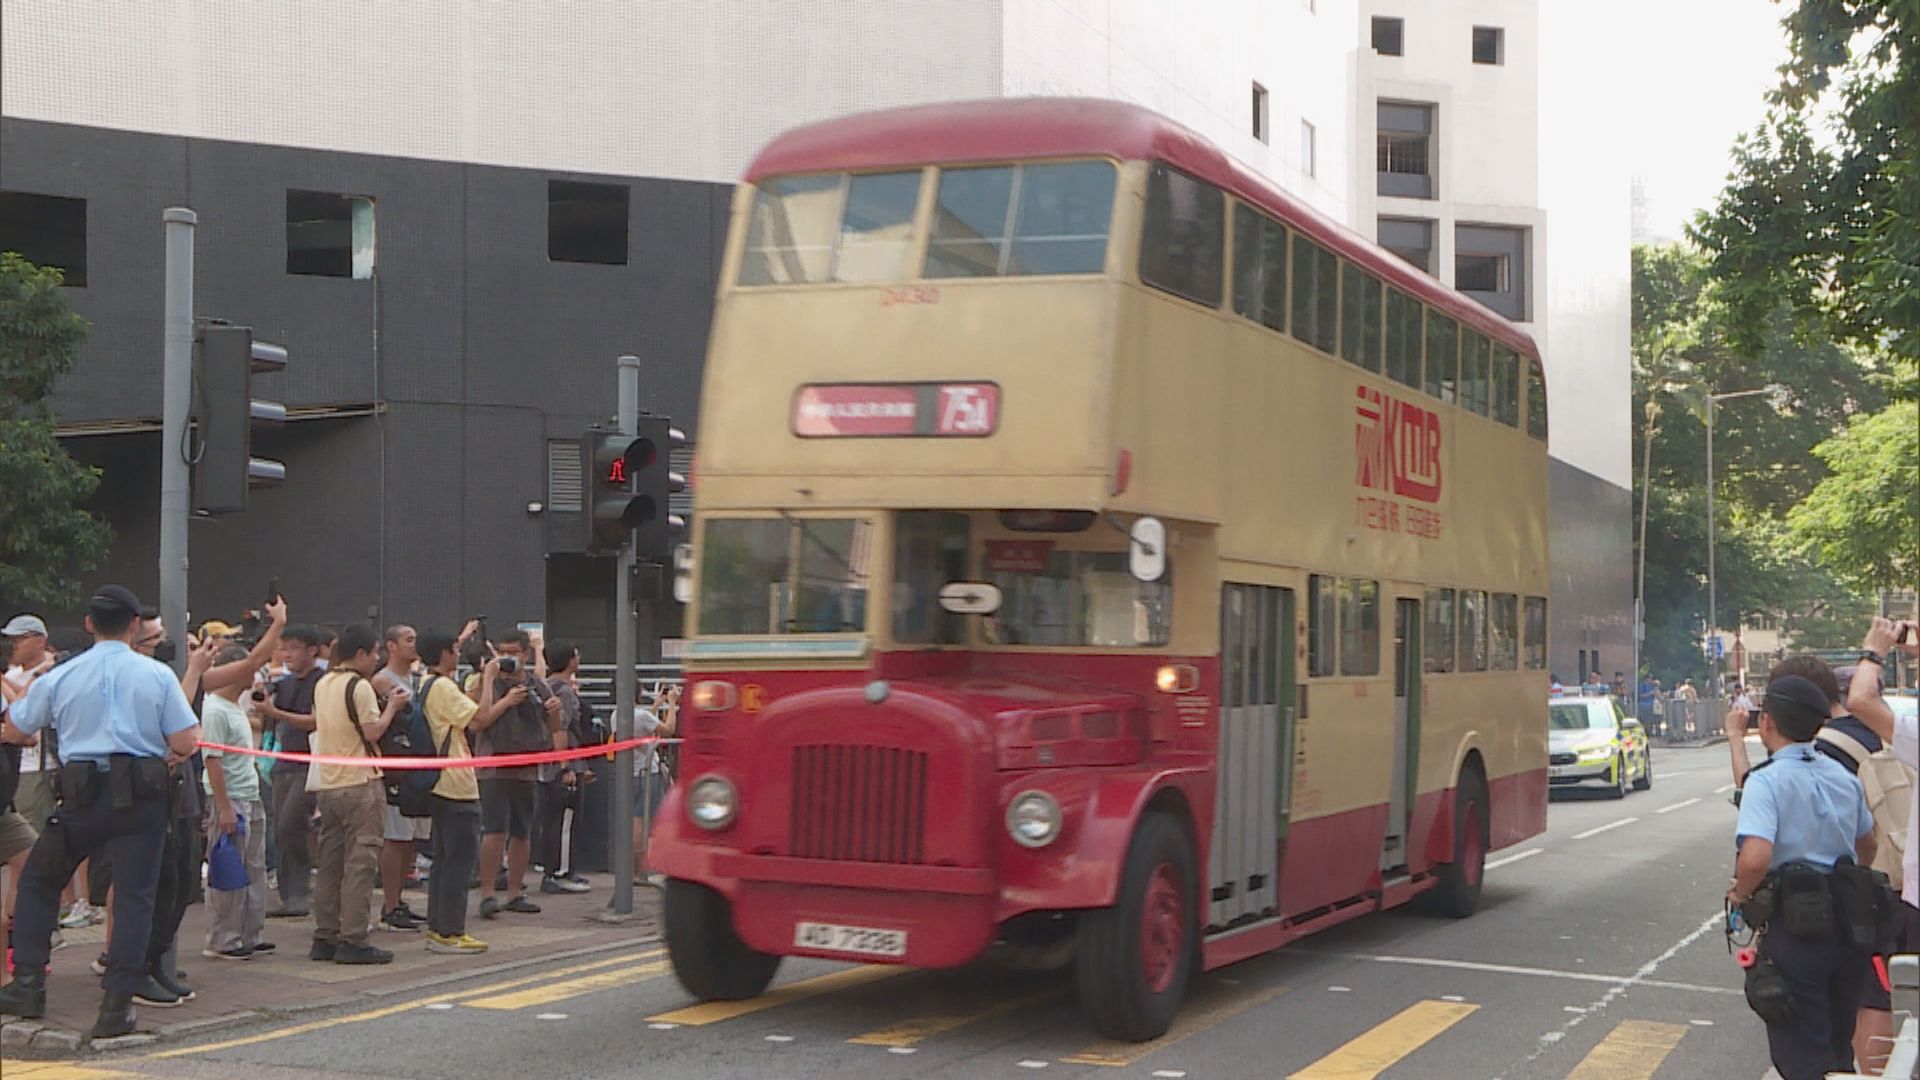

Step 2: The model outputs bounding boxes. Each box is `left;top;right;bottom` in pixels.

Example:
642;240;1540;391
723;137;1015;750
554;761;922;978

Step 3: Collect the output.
497;656;520;675
250;688;268;704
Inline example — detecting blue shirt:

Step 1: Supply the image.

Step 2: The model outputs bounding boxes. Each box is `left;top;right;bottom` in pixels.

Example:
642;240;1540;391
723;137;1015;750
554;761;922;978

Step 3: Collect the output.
1736;742;1874;871
11;641;199;763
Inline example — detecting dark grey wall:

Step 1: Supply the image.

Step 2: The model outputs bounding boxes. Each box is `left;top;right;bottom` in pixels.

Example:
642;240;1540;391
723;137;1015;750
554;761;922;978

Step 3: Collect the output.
1548;456;1633;684
2;118;729;637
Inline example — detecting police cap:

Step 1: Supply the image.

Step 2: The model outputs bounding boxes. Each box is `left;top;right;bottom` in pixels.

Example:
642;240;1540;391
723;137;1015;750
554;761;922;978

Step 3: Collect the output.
89;584;143;616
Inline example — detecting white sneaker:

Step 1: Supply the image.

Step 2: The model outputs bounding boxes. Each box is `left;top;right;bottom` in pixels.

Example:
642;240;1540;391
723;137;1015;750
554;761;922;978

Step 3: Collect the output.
59;900;98;929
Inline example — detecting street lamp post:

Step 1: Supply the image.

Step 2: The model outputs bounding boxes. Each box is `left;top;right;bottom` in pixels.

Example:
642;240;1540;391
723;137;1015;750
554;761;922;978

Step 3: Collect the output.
1634;397;1660;724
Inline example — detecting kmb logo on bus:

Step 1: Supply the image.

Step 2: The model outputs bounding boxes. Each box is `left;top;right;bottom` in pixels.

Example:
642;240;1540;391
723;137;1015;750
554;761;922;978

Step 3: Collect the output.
1354;386;1442;503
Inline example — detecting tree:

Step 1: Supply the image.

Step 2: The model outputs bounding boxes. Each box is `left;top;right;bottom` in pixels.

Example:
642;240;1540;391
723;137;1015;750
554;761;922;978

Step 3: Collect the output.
1787;402;1920;593
1689;1;1919;377
0;253;110;610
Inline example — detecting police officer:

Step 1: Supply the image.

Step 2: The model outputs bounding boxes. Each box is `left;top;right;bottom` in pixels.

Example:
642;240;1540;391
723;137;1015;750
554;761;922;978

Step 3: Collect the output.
1728;673;1878;1080
0;586;201;1038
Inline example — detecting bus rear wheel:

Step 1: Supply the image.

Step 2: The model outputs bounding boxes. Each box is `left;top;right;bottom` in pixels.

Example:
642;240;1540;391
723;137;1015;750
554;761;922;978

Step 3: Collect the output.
1076;811;1196;1042
663;878;781;1002
1425;767;1488;919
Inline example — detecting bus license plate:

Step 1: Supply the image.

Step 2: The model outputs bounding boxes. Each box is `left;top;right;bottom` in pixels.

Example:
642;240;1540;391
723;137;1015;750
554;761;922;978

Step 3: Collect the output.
794;921;906;958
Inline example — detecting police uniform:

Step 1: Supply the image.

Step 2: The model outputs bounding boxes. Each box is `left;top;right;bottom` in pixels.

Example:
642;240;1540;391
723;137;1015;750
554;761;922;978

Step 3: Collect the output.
0;586;199;1034
1735;676;1878;1080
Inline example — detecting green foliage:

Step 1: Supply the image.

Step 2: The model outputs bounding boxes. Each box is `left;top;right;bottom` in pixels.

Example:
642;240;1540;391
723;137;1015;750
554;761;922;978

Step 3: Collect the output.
1689;1;1920;383
0;253;109;610
1787;403;1920;592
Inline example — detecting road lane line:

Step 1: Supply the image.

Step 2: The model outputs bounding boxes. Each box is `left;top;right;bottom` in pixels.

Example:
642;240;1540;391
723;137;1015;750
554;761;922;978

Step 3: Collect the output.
1572;818;1638;840
1;1067;138;1080
1312;952;1742;996
848;989;1056;1047
1485;847;1543;870
1061;984;1287;1066
1564;1019;1689;1080
1288;1000;1479;1079
1715;784;1736;794
647;964;901;1026
152;948;664;1058
1655;798;1702;814
463;958;671;1010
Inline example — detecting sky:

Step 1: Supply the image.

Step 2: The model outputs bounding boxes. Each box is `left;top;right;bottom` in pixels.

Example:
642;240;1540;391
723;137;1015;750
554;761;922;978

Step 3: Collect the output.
1608;0;1795;241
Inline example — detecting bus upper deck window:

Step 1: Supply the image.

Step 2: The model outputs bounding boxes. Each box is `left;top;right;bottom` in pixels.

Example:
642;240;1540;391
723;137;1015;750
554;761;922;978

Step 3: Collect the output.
926;162;1116;279
834;172;923;284
740;175;842;285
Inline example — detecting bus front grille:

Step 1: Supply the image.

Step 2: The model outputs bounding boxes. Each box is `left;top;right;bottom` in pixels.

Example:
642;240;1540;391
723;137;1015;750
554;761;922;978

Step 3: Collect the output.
790;745;928;864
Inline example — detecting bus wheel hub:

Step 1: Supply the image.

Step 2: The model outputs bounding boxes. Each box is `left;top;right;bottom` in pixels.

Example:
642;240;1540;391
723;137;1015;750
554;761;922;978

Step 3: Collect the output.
1140;863;1184;993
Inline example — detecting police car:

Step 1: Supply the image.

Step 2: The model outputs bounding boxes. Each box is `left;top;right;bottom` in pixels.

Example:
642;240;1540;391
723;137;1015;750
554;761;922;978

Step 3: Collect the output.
1547;695;1651;799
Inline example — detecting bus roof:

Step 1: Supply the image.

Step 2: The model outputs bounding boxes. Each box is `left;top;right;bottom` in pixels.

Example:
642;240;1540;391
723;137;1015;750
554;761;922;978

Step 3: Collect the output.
744;97;1541;362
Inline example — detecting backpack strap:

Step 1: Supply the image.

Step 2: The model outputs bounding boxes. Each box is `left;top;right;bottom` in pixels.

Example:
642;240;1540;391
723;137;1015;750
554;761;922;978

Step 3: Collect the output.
344;674;382;762
418;675;452;756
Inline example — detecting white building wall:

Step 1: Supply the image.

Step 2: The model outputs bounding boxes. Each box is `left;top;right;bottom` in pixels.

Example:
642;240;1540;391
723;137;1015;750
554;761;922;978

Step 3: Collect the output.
999;0;1357;221
0;0;1006;184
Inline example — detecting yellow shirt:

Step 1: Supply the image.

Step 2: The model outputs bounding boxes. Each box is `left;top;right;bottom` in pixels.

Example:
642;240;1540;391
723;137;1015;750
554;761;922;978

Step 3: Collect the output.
310;670;383;791
424;675;480;802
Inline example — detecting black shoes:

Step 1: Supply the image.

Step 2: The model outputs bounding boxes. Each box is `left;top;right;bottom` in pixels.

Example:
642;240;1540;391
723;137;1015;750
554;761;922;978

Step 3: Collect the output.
148;965;195;1001
0;969;47;1019
130;974;184;1008
332;942;394;965
91;992;138;1039
309;938;337;961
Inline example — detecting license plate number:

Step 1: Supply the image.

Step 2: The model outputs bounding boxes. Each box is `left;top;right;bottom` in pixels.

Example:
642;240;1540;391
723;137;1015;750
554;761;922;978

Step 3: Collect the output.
794;921;907;958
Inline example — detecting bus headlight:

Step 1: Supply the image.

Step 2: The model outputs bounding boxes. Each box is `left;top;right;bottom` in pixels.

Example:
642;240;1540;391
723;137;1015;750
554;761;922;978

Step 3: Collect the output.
687;775;737;830
1155;664;1198;694
1006;790;1062;848
690;681;735;711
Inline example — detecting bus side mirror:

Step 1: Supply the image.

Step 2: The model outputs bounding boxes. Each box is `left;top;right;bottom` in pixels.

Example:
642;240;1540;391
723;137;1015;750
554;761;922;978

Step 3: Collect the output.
938;582;1002;616
1129;517;1167;582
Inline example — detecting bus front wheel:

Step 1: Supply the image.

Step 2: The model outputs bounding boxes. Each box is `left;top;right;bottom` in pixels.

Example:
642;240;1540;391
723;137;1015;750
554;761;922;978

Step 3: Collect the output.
1426;767;1488;919
663;878;781;1001
1075;811;1196;1042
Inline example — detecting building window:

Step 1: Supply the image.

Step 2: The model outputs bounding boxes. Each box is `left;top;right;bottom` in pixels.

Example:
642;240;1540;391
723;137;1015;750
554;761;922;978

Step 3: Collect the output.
1371;16;1404;56
286;191;375;278
1455;223;1528;320
1251;83;1270;143
1473;26;1505;65
1300;120;1317;179
548;180;629;265
547;439;584;512
1377;102;1435;199
1378;216;1435;275
0;191;87;286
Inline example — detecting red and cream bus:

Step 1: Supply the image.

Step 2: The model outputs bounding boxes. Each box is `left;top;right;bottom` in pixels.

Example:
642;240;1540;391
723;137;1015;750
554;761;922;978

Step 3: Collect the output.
653;97;1549;1041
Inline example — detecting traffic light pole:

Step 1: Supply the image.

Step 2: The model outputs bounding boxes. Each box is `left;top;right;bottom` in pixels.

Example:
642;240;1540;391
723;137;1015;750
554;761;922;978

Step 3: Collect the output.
159;208;196;673
611;354;641;916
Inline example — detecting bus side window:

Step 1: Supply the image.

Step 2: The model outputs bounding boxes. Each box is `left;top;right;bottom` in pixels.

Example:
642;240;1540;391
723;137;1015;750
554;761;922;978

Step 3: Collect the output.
1459;589;1489;672
1230;205;1287;332
1424;313;1458;403
1423;587;1456;673
1461;333;1491;416
1307;574;1336;676
1290;238;1339;355
1523;596;1548;669
1490;347;1520;427
740;174;844;285
1140;162;1225;306
1490;593;1519;669
1338;578;1381;676
1525;355;1549;441
1384;289;1423;390
1339;262;1383;372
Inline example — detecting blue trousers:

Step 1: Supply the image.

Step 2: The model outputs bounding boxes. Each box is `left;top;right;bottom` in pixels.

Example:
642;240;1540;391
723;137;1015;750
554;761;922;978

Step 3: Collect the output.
1760;928;1871;1080
12;783;168;994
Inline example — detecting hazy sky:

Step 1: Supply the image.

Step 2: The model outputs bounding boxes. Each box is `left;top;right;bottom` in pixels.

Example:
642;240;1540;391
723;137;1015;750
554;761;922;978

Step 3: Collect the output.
1614;0;1793;240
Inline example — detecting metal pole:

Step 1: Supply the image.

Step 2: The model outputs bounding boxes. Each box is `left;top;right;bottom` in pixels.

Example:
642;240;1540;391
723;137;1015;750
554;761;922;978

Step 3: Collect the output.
1633;403;1655;722
611;354;640;916
1706;393;1718;717
160;208;196;673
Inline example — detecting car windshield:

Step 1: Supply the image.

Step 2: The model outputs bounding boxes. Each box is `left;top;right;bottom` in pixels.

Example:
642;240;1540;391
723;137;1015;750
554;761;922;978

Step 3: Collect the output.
698;517;873;635
1550;703;1613;731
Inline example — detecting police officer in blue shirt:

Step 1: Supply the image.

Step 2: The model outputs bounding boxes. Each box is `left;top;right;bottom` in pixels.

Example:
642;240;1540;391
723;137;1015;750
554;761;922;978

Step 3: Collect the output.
0;586;201;1038
1729;673;1878;1080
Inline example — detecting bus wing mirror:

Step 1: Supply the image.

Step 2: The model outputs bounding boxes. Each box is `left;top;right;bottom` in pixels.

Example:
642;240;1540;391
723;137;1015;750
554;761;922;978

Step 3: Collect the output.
1129;517;1167;582
938;582;1003;616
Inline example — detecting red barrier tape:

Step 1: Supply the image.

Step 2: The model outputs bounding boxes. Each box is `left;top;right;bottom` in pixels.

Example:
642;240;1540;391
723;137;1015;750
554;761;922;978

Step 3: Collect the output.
197;736;680;770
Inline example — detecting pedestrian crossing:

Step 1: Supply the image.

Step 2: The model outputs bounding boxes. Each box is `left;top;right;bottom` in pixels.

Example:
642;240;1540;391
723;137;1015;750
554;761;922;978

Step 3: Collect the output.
401;953;1723;1078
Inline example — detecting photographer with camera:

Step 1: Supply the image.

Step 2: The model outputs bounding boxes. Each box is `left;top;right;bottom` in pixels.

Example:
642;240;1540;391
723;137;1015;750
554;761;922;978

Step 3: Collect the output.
1845;617;1920;967
467;629;563;919
1729;673;1879;1080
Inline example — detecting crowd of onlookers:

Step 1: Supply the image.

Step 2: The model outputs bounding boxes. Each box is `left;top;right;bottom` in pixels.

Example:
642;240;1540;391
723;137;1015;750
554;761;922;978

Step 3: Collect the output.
0;597;676;1005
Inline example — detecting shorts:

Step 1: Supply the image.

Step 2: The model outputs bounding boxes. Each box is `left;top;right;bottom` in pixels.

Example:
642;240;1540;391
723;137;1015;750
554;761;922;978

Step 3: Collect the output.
0;809;37;863
480;778;536;839
382;803;432;843
634;772;670;821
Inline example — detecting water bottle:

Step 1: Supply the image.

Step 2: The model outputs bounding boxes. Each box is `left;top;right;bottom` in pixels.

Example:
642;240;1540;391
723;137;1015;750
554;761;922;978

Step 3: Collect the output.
1728;907;1744;934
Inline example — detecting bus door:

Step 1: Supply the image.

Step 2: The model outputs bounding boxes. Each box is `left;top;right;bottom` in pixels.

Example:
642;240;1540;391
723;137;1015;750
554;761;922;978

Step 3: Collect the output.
1384;597;1421;873
1208;583;1296;931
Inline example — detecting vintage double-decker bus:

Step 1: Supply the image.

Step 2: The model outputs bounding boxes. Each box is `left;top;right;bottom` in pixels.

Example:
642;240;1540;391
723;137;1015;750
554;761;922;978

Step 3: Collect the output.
654;97;1549;1041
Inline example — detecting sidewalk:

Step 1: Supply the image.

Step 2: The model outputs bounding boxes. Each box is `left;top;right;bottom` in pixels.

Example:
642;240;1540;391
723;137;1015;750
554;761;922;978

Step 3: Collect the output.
3;874;662;1055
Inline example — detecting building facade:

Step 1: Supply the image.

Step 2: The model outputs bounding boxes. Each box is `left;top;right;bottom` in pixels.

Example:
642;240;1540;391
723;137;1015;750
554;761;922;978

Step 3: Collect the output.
2;0;1628;670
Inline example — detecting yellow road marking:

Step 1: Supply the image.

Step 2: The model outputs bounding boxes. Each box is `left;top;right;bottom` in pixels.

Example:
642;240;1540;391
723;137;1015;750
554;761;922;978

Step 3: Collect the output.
647;964;902;1026
847;988;1058;1048
1289;999;1480;1079
463;959;672;1010
1062;984;1288;1067
152;948;665;1057
1564;1019;1689;1080
0;1065;136;1080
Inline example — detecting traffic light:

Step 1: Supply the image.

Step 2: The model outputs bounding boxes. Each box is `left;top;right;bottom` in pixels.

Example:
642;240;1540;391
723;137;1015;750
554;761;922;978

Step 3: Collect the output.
584;427;647;555
631;416;687;562
193;323;287;514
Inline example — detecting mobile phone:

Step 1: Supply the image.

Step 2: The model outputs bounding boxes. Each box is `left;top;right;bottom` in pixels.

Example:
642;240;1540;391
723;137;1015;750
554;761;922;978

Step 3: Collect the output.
1898;623;1914;646
266;577;282;605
